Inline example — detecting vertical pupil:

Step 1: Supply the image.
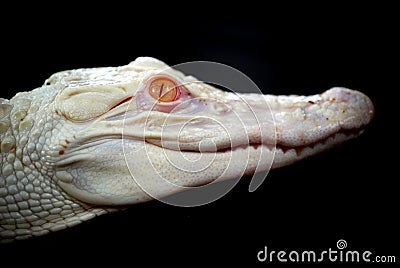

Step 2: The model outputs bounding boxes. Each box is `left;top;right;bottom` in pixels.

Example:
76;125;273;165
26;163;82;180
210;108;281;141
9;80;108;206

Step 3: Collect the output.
149;78;179;102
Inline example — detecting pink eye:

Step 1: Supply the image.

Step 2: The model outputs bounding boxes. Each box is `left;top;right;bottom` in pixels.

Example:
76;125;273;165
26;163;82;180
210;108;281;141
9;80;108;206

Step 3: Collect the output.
136;74;192;113
148;77;181;102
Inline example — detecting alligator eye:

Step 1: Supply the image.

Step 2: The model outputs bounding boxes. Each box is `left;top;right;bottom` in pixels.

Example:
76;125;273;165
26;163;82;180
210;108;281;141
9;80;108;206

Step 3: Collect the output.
148;77;181;102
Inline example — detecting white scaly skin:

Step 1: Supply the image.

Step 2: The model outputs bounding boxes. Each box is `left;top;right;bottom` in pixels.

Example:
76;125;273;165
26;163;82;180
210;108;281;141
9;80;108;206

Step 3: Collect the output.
0;57;374;242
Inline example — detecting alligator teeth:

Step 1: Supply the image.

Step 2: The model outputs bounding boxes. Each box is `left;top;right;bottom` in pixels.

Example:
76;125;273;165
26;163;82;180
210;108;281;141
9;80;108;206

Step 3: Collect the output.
275;130;361;157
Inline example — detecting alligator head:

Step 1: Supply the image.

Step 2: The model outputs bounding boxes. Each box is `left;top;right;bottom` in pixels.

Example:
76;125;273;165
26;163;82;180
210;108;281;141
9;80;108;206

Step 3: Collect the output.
0;57;374;241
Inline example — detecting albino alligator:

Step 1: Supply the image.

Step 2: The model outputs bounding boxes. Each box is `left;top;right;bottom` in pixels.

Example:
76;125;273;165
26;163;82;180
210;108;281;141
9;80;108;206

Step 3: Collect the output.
0;57;374;242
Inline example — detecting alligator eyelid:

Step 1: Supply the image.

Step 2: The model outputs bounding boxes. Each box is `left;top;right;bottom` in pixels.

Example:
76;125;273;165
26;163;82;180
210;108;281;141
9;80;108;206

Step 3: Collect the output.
110;97;133;110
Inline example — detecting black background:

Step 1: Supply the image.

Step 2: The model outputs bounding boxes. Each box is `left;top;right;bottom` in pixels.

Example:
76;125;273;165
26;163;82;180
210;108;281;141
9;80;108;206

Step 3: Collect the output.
1;3;398;266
